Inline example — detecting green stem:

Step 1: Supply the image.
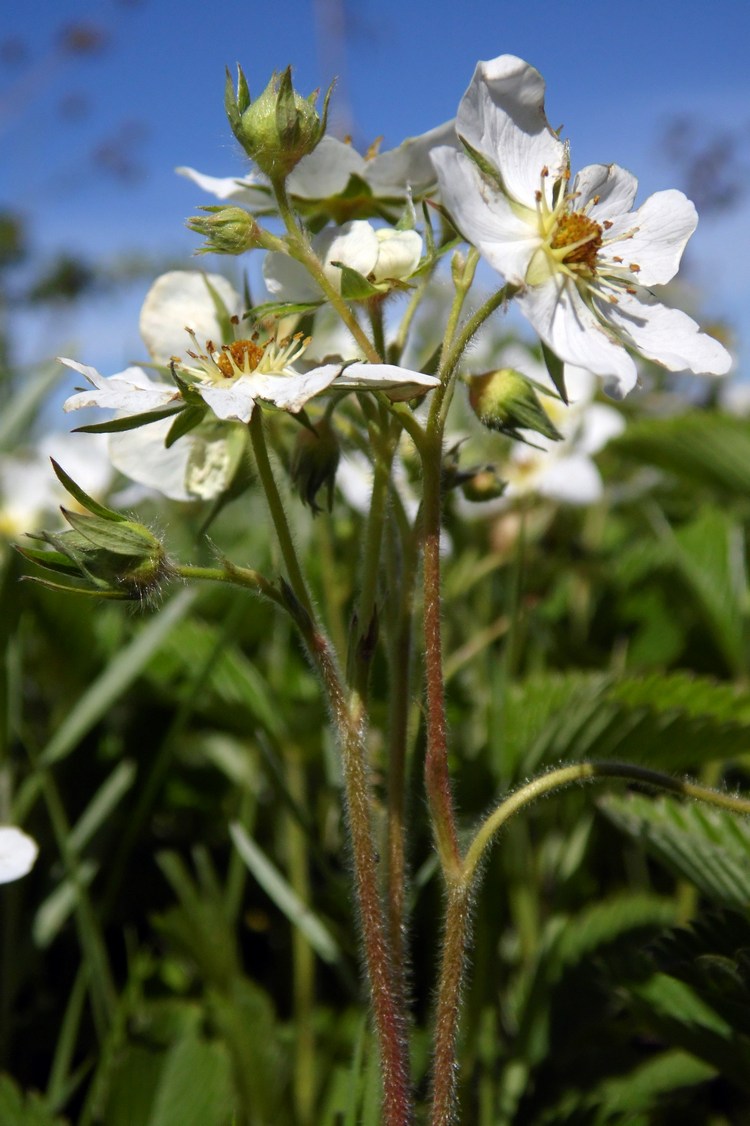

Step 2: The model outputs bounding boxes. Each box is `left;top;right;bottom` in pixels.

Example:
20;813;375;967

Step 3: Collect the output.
286;748;316;1125
429;761;750;1126
310;634;412;1125
270;176;382;363
248;410;314;619
175;563;284;607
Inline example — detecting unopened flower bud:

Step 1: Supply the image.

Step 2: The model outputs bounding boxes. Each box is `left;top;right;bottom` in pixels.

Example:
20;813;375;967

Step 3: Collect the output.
225;64;332;180
187;206;260;255
467;368;562;443
460;467;507;503
290;416;340;514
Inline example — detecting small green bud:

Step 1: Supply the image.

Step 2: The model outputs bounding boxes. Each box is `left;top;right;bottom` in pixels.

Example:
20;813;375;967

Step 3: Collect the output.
290;415;340;514
460;467;507;503
225;64;333;180
187;206;260;255
31;510;173;601
467;368;563;443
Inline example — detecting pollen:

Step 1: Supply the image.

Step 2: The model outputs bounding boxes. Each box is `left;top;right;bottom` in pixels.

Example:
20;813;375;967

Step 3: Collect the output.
215;339;265;378
550;212;603;271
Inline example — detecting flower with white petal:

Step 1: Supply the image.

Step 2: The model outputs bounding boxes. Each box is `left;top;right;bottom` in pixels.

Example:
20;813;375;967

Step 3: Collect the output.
0;827;38;884
61;271;439;497
178;119;459;221
263;220;423;303
431;55;731;399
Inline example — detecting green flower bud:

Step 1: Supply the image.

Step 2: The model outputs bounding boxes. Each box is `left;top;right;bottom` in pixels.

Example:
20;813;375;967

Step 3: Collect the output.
467;368;562;443
460;467;507;503
290;415;340;514
225;64;333;181
186;206;260;255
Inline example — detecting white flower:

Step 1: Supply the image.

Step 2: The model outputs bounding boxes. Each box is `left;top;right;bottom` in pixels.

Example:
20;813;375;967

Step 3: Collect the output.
0;827;38;883
61;271;439;497
177;119;459;218
263;220;423;303
431;55;731;399
0;432;113;537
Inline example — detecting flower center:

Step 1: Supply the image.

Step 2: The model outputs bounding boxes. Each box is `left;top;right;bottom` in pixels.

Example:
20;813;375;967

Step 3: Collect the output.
550;212;602;271
215;339;265;378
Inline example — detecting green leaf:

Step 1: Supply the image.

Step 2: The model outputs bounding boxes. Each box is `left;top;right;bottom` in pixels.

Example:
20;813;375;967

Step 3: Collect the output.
229;822;342;965
39;588;197;766
612;411;750;496
600;793;750;910
0;1075;69;1126
73;405;183;435
540;339;567;403
49;459;126;522
146;1028;234;1126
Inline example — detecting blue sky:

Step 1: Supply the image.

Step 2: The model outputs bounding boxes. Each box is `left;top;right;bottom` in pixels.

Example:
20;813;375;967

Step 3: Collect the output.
2;0;749;380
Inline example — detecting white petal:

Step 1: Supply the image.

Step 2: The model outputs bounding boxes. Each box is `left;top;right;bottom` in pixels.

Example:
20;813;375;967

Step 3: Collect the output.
0;827;38;883
601;289;732;375
199;381;257;424
372;229;423;282
175;166;271;209
108;417;194;501
288;136;366;199
536;453;604;504
576;403;625;455
263;252;320;303
456;54;566;206
517;279;639;398
139;271;242;363
366;118;458;196
61;362;178;414
432;147;539;285
249;367;341;412
332;362;440;400
572;164;639;219
315;221;380;289
603;190;697;286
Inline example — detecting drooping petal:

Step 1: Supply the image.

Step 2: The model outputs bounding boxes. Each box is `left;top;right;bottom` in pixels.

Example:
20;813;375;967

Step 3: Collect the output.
287;136;367;199
572;163;639;219
199;380;258;424
109;417;195;501
516;280;639;398
246;367;341;413
603;190;697;286
372;229;422;282
139;271;242;364
0;827;38;884
332;362;440;400
456;54;566;206
263;252;320;304
601;289;732;375
432;147;540;285
61;361;178;414
535;452;604;504
175;166;271;209
576;402;626;455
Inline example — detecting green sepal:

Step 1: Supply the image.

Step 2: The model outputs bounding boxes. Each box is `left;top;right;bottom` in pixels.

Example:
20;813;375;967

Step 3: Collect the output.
421;200;436;258
276;67;301;149
20;575;134;599
335;262;380;301
165;404;208;448
395;189;417;232
73;404;184;435
60;510;157;557
248;299;322;320
15;544;84;577
49;458;126;522
457;134;506;193
202;274;235;344
541;340;568;403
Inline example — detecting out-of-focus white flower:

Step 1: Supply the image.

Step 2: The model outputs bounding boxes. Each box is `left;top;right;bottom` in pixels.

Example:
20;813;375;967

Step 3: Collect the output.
177;119;458;219
431;55;731;399
0;827;38;884
263;220;423;302
0;431;112;538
